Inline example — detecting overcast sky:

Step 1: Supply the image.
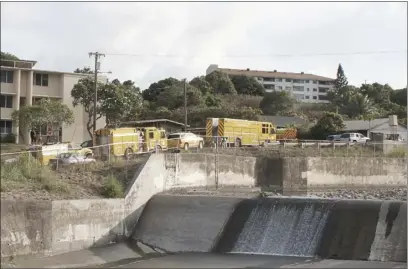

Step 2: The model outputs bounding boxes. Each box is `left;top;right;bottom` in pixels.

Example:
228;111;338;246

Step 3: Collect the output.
1;2;407;89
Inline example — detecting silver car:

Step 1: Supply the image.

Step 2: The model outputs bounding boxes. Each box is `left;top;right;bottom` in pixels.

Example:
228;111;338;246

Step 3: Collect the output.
49;152;96;168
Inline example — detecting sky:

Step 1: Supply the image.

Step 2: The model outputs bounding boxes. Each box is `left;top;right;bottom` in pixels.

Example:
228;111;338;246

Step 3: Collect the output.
1;2;407;90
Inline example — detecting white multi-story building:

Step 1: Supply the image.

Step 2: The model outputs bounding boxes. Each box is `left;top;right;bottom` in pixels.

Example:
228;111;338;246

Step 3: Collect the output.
206;64;335;103
0;59;105;144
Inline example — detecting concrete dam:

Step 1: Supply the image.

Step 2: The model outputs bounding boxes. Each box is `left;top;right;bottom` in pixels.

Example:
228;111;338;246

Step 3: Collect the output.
1;153;407;268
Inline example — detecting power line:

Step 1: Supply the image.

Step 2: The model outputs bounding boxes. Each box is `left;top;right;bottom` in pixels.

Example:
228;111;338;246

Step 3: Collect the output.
103;50;407;59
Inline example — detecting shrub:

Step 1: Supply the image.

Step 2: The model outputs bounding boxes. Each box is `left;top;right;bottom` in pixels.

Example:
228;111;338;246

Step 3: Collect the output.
101;173;124;198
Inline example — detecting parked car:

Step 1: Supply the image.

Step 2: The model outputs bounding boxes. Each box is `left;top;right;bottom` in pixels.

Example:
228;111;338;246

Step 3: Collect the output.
80;140;93;149
49;152;96;169
339;133;370;143
327;134;341;141
167;132;204;150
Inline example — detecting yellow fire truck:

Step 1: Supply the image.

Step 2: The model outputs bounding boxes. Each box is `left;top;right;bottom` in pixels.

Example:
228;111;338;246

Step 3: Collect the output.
93;127;167;159
206;118;277;147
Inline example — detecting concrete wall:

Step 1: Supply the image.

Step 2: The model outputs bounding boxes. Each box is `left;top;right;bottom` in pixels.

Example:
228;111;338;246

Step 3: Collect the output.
132;194;407;262
306;157;407;189
2;154;406;258
1;200;52;257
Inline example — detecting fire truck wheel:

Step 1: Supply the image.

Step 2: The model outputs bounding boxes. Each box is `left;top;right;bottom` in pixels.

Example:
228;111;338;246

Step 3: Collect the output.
124;148;133;160
184;143;189;150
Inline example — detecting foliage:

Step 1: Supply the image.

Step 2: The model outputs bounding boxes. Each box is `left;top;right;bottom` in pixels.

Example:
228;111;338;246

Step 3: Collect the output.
205;71;237;94
229;75;265;96
156;82;203;110
101;173;124;198
360;83;393;105
71;77;143;135
259;91;296;115
310;112;345;140
1;153;68;193
0;52;19;61
343;93;376;119
74;67;94;74
142;77;180;103
390;88;407;107
334;64;348;90
11;98;74;141
190;76;214;95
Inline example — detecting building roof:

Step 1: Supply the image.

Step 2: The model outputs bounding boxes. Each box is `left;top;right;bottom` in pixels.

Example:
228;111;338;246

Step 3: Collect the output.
343;118;392;131
258;115;307;127
1;59;37;69
217;67;334;81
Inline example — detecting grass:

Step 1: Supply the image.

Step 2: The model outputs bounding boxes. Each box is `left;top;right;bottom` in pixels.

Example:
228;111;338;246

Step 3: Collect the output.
387;146;407;158
101;173;124;198
1;152;147;200
0;153;70;194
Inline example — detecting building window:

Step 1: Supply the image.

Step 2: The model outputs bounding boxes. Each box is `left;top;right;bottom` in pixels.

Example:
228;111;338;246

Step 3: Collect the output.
293;86;304;91
293;79;304;84
318;87;329;93
34;73;49;87
305;96;310;99
319;95;329;100
305;80;310;83
307;88;310;92
264;84;275;90
0;70;14;83
278;86;283;90
0;95;13;108
0;120;12;134
313;96;317;100
285;86;292;91
313;88;317;92
312;80;317;84
285;79;292;82
263;77;274;82
276;78;282;82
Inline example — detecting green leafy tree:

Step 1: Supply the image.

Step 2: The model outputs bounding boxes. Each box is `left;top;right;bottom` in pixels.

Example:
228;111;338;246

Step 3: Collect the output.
344;93;375;119
142;77;180;103
229;75;265;96
360;83;392;105
259;91;296;115
156;82;203;110
71;77;142;137
205;71;237;95
0;52;19;61
310;112;345;140
11;98;74;143
390;88;407;107
190;76;214;95
74;67;94;74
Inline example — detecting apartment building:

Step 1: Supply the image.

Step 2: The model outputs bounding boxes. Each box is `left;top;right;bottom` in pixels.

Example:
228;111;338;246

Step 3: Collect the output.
0;59;105;144
206;64;335;103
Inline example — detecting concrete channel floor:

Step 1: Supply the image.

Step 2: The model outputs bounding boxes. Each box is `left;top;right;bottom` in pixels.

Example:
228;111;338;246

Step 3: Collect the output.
113;253;407;268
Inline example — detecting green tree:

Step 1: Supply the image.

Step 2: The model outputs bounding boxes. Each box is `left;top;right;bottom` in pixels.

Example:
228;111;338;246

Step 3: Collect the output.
142;77;180;103
190;76;214;95
310;112;345;140
334;64;348;90
360;83;392;105
156;82;203;110
11;98;74;143
390;88;407;107
259;91;296;115
71;77;143;137
0;52;19;61
74;67;94;74
344;93;375;119
229;75;265;96
205;71;237;94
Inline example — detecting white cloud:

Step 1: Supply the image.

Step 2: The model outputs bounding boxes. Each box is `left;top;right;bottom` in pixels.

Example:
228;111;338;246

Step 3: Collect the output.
1;2;406;89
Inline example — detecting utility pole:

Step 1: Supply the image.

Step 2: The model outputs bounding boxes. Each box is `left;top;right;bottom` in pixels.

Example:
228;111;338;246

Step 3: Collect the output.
183;78;188;131
89;52;105;134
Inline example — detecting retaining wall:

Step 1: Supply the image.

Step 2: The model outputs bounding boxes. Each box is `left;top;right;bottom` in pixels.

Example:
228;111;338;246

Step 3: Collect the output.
2;154;406;258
